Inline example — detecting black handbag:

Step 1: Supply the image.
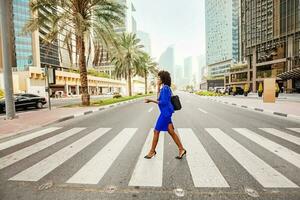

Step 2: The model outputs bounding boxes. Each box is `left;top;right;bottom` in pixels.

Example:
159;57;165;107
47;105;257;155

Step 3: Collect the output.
171;90;182;111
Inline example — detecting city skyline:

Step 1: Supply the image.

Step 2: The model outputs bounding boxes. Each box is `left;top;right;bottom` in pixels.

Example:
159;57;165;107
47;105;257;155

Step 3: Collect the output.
132;0;205;64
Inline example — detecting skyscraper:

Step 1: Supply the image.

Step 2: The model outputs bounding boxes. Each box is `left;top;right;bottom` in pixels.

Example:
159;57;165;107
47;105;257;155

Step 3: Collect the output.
241;0;300;92
137;31;151;55
205;0;240;87
159;46;175;81
116;0;137;33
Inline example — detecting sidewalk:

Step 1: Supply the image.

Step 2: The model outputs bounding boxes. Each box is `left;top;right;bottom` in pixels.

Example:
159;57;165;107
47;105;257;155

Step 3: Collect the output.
0;98;138;139
201;94;300;122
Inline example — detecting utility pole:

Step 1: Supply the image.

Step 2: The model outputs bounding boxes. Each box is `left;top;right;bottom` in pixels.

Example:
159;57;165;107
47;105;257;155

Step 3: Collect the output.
0;0;16;119
45;66;51;110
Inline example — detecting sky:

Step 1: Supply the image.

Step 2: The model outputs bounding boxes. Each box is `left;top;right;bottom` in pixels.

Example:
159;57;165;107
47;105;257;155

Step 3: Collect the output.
132;0;206;65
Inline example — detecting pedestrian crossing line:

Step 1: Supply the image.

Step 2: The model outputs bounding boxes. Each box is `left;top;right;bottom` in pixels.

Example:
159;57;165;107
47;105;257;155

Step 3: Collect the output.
233;128;300;168
206;128;298;188
260;128;300;146
129;129;164;187
0;127;62;151
177;128;229;187
287;128;300;134
67;128;137;185
0;128;85;170
9;128;110;182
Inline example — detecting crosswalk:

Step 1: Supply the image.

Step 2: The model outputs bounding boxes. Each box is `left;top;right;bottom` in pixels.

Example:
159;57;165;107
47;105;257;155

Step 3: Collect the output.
0;126;300;189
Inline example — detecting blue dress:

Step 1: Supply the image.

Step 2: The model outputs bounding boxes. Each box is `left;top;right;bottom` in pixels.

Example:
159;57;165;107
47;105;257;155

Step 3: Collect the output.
154;85;175;132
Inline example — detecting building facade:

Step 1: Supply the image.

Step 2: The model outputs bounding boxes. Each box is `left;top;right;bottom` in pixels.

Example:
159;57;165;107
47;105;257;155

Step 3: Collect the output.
205;0;240;85
240;0;300;92
159;46;175;81
0;0;128;96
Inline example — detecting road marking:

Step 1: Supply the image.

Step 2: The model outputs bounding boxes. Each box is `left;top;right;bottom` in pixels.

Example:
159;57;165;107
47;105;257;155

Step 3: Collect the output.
260;128;300;146
148;107;153;113
233;128;300;168
198;108;208;114
67;128;137;184
0;127;61;151
206;128;298;188
10;128;110;182
0;128;84;170
287;128;300;134
178;128;229;187
129;129;164;187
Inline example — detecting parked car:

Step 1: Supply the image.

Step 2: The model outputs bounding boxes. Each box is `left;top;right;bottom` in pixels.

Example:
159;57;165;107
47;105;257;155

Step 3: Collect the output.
214;87;225;94
0;93;47;113
226;86;244;95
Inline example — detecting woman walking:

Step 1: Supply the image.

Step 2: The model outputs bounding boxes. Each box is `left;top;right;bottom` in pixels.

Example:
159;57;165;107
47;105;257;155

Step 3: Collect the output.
144;71;186;159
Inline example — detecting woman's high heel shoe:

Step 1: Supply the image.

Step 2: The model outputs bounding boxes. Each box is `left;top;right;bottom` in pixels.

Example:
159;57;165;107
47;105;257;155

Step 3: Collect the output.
144;151;157;159
175;149;187;159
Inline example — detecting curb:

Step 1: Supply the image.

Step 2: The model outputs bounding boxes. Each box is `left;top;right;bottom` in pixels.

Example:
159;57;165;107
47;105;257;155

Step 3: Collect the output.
0;97;148;141
45;97;144;127
198;96;300;123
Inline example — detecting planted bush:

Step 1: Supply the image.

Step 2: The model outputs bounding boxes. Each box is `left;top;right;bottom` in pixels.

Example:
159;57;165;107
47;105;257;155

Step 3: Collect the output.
232;86;237;96
258;82;263;97
137;92;143;95
113;94;122;98
0;88;4;98
195;91;224;96
244;84;249;96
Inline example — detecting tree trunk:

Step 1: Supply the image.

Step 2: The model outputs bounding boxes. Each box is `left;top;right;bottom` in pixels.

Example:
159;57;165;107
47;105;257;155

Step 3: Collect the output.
77;35;90;105
92;44;100;67
128;68;132;96
144;70;148;94
86;38;91;67
66;38;73;67
99;46;104;66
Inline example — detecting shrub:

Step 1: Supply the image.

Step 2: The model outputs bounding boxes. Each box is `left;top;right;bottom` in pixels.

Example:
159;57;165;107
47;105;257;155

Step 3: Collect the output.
0;88;4;98
258;82;263;93
232;86;237;94
149;91;153;94
113;94;122;98
275;83;280;93
244;84;249;92
137;92;143;95
195;91;224;96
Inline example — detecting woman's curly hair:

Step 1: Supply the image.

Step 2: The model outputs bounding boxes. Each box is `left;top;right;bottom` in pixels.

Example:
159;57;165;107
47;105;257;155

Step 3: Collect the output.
158;70;171;87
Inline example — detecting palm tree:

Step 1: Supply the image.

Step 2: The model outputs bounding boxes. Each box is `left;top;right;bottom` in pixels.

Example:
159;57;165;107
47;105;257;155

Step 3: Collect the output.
111;33;144;96
136;53;159;94
24;0;125;105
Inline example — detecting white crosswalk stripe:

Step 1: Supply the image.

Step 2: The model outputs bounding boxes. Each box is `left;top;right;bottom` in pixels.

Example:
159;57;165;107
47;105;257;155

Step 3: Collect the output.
206;128;298;188
178;128;229;187
287;128;300;134
67;128;137;184
2;127;299;189
0;127;61;151
129;129;164;187
10;128;110;182
260;128;300;146
233;128;300;168
0;128;84;170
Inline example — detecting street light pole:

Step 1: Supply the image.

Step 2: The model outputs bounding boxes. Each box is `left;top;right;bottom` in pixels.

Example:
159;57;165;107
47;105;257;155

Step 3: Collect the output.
0;0;16;119
45;66;51;110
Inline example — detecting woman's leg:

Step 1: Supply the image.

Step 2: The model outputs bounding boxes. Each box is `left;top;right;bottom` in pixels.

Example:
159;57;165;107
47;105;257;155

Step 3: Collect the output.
147;130;160;156
167;123;185;154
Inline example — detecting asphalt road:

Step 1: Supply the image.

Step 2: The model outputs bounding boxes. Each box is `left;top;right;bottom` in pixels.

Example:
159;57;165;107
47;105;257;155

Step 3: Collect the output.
0;91;299;200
